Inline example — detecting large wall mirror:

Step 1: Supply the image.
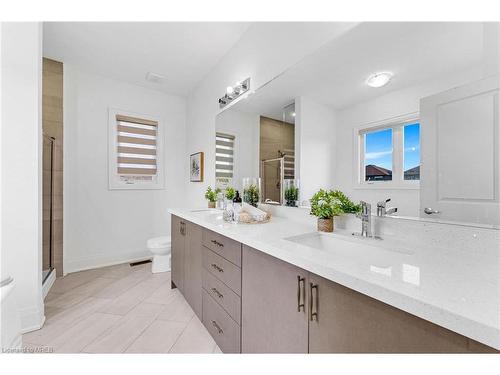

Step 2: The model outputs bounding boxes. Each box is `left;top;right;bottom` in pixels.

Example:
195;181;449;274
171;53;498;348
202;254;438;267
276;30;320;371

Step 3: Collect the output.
215;22;500;227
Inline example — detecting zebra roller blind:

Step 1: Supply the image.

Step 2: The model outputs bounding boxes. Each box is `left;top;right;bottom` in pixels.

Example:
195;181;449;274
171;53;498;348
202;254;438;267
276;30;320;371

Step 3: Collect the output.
116;114;158;177
215;132;235;179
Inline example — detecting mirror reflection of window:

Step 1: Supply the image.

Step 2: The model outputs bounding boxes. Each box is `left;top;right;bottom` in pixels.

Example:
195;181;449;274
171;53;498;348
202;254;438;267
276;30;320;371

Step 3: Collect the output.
403;123;420;181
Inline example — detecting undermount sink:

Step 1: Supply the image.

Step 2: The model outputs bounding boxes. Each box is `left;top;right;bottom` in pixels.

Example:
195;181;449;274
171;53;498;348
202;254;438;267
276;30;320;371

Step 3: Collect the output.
285;231;414;256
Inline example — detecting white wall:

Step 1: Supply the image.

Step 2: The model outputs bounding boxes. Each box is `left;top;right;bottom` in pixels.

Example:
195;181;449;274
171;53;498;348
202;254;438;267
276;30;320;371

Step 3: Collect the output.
215;109;259;191
295;96;336;205
334;66;483;217
1;22;44;332
64;66;186;273
185;23;359;207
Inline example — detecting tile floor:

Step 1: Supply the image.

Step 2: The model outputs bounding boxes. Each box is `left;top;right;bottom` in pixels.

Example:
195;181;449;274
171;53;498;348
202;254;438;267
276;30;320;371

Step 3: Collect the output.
23;262;222;353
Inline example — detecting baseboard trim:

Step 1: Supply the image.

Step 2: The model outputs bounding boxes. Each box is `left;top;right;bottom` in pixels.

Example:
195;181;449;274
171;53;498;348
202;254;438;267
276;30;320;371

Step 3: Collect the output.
64;251;152;275
19;303;45;334
42;269;56;299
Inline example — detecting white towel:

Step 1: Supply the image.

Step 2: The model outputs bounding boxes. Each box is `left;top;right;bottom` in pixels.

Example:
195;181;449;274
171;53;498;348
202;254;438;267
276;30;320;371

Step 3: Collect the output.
241;203;267;221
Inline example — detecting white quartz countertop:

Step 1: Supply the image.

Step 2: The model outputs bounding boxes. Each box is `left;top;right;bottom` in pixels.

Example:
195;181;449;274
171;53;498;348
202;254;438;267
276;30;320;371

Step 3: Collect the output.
169;208;500;350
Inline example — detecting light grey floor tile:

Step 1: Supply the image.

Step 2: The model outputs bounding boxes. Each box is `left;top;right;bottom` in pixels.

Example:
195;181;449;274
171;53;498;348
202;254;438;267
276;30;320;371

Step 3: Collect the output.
125;302;166;319
23;297;111;344
94;271;151;299
50;312;121;353
156;293;194;323
125;320;186;353
97;278;163;316
144;283;179;305
82;314;156;353
45;290;90;309
68;277;118;297
169;316;216;353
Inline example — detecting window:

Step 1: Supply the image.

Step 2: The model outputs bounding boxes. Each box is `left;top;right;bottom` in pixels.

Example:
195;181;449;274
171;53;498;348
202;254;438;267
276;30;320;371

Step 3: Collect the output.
108;109;164;190
215;132;235;188
364;128;393;181
403;123;420;180
359;119;420;186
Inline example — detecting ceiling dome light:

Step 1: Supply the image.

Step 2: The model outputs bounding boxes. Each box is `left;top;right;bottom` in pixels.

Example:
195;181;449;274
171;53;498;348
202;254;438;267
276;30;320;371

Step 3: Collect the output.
366;72;393;88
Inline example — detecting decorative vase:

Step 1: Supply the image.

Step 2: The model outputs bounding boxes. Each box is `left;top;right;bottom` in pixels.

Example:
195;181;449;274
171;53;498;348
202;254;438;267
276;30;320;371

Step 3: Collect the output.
317;217;334;232
208;201;216;208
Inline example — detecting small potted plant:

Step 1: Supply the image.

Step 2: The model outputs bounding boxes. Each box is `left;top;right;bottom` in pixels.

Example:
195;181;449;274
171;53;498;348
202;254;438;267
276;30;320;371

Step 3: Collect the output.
310;189;343;232
205;186;220;208
284;180;299;207
242;177;261;207
225;186;236;201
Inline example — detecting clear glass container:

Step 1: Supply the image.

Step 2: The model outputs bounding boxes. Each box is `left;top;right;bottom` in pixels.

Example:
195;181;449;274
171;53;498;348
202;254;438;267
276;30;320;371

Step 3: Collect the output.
242;177;261;207
284;179;300;207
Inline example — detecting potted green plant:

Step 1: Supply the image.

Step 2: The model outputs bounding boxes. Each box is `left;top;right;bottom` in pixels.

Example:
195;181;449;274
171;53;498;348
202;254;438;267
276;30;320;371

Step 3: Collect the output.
225;187;236;201
243;184;260;207
330;190;361;214
284;185;299;207
310;189;360;232
204;186;220;208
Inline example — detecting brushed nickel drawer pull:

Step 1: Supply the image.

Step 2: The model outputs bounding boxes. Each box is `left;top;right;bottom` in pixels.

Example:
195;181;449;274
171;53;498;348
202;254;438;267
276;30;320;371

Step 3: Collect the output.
211;263;224;273
297;276;305;312
211;287;223;299
211;320;223;335
309;282;318;321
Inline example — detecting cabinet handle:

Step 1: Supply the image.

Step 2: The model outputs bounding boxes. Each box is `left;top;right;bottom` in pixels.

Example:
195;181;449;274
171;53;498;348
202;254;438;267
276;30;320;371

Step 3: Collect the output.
211;263;224;273
309;282;318;321
211;239;224;247
211;320;223;335
211;287;223;299
180;222;186;235
297;276;305;312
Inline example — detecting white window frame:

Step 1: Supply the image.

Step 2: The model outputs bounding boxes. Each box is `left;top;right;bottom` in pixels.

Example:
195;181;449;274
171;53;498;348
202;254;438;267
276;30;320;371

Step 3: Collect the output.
108;108;165;190
353;112;420;190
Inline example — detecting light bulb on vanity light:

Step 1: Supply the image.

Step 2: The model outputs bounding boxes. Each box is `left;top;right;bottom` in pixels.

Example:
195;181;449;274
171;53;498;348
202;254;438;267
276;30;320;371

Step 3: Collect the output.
226;86;234;95
366;72;393;88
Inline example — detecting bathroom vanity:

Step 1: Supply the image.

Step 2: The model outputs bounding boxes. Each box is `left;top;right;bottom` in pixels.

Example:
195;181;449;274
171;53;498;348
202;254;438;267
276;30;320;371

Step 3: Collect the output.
169;208;499;353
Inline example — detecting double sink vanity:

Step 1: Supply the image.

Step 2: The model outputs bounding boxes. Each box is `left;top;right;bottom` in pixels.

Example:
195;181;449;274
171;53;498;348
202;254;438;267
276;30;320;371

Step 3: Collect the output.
169;208;499;353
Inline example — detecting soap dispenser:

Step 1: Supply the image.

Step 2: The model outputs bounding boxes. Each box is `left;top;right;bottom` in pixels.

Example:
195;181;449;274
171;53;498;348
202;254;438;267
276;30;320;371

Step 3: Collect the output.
233;190;242;221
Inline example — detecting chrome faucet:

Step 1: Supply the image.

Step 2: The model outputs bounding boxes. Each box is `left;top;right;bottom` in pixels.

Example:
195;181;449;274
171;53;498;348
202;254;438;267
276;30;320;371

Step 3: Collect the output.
356;201;372;237
376;198;398;216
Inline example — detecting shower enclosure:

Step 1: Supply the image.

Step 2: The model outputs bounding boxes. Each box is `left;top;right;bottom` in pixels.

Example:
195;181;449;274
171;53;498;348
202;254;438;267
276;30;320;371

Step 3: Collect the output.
261;157;284;204
42;134;55;283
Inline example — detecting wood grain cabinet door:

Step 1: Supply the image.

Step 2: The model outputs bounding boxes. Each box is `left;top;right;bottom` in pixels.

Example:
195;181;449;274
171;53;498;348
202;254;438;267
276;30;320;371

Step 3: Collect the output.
170;215;185;292
308;274;474;353
183;222;203;319
241;245;308;353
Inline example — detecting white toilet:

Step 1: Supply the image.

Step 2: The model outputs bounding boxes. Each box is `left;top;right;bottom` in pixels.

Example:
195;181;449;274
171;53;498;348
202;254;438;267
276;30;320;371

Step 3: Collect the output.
147;236;172;273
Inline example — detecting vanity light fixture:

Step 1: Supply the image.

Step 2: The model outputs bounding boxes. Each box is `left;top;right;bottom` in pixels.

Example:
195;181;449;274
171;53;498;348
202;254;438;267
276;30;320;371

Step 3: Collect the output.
366;72;393;88
219;78;251;109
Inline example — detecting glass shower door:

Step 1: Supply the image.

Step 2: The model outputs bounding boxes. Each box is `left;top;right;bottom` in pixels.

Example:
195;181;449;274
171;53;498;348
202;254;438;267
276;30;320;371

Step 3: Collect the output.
42;135;54;283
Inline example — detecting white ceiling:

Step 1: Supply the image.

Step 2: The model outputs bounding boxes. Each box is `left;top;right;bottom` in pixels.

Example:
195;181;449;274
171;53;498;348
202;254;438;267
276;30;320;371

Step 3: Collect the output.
43;22;251;96
231;22;485;120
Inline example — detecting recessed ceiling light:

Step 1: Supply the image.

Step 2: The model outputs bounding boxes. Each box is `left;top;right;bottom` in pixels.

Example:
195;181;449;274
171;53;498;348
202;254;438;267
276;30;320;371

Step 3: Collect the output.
366;72;393;88
145;72;166;84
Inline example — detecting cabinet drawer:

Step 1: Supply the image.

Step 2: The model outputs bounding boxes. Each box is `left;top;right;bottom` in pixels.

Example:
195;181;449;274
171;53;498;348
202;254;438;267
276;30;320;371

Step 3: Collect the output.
203;247;241;295
202;290;241;353
202;229;242;266
203;269;241;325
